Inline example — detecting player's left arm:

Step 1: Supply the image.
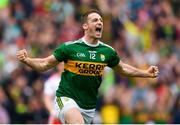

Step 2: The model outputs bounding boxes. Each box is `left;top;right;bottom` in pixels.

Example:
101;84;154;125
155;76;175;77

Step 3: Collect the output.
113;60;159;78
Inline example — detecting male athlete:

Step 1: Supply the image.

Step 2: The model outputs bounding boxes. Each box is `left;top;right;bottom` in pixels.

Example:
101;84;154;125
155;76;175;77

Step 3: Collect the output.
17;9;159;124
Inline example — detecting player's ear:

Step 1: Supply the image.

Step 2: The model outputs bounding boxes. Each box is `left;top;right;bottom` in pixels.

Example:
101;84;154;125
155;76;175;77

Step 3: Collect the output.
82;23;88;30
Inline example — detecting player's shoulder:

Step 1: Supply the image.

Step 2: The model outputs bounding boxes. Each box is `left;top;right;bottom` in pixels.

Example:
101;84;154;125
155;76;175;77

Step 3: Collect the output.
99;41;115;51
64;39;83;46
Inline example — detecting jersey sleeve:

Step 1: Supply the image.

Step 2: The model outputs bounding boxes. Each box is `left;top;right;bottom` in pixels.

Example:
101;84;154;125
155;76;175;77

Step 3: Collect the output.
107;49;120;68
53;43;68;62
43;75;60;95
44;79;54;95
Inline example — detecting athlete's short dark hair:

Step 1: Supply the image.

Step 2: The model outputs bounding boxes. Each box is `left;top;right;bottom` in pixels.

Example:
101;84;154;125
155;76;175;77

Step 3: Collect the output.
81;9;102;24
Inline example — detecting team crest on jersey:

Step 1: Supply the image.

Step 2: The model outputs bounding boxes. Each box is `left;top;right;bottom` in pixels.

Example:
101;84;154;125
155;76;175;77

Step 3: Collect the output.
100;54;105;61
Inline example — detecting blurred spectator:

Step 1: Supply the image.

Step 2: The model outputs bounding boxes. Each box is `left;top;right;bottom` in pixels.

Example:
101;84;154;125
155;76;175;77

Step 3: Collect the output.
0;105;9;124
58;14;82;43
171;94;180;123
50;0;75;24
100;87;120;124
0;86;10;123
133;99;149;124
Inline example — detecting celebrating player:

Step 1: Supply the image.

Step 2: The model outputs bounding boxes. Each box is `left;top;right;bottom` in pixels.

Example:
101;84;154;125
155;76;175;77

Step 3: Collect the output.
17;9;159;124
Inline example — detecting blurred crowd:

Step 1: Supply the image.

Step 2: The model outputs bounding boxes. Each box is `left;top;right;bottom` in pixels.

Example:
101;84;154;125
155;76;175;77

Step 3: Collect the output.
0;0;180;124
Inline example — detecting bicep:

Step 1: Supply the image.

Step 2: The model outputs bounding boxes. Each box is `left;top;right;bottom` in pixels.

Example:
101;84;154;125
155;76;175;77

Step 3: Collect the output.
112;60;124;73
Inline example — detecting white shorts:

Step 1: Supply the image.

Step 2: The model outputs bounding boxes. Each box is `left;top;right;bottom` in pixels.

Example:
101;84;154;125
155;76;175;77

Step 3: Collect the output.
54;96;95;124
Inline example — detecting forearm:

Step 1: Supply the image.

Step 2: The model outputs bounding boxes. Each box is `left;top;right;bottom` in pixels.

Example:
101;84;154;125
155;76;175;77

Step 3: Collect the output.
120;63;150;77
24;57;53;72
17;48;60;72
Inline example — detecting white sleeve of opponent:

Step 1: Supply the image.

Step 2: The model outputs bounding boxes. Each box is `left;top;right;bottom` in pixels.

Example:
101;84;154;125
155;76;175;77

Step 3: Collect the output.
44;74;61;96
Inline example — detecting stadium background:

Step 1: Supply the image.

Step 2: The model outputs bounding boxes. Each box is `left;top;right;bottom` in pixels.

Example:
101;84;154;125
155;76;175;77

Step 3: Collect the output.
0;0;180;124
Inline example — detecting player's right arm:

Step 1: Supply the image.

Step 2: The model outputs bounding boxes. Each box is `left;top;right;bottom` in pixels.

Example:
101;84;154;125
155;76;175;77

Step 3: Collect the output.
16;49;59;72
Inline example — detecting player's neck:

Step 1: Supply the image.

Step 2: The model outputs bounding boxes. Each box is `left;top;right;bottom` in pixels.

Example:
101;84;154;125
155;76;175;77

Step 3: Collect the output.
83;35;99;45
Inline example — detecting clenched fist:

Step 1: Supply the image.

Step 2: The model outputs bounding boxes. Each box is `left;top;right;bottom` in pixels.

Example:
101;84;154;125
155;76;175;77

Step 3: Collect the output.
147;66;159;78
16;49;29;63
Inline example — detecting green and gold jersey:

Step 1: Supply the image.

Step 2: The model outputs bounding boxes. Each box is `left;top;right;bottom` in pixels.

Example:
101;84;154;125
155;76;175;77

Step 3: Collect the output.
53;38;120;109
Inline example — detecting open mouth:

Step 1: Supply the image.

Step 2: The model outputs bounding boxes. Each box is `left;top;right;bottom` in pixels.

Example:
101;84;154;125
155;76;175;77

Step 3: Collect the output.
95;27;102;32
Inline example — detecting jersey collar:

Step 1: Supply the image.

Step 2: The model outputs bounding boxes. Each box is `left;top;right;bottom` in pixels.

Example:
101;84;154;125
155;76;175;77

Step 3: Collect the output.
81;37;100;47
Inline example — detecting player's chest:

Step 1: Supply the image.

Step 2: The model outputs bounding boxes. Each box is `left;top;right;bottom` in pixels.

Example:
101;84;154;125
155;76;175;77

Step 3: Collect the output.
68;48;108;63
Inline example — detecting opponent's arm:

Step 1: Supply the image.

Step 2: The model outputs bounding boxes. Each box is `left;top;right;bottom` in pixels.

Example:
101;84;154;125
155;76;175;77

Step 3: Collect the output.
113;61;159;78
43;94;54;114
16;49;59;72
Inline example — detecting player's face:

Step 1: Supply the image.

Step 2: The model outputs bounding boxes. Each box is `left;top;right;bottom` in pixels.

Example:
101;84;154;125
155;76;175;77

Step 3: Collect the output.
84;13;103;39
